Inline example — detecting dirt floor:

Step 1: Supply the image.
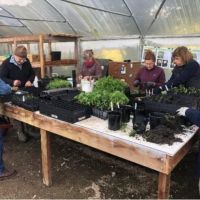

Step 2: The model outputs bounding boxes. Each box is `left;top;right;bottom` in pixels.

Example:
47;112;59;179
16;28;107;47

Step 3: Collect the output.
0;128;200;199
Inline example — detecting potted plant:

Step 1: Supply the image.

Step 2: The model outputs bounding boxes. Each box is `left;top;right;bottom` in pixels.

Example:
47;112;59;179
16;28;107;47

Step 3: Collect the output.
75;76;129;120
47;78;72;89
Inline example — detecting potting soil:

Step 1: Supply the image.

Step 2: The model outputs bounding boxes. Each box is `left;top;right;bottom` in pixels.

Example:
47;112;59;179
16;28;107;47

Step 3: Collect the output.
143;124;183;145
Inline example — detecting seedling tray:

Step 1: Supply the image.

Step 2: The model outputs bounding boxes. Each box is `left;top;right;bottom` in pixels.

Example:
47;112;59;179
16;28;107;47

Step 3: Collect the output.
40;88;80;100
39;99;90;123
92;108;108;120
0;94;12;103
11;98;40;111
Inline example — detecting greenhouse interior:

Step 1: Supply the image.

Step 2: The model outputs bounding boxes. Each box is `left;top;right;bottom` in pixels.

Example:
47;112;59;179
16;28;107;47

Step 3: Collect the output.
0;0;200;199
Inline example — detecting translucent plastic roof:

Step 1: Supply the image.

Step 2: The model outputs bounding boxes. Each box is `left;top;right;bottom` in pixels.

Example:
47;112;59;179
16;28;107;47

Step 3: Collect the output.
0;0;200;38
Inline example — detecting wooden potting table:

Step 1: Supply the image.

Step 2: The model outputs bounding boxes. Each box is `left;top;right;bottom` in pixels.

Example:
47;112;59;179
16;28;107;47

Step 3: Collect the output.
0;103;198;199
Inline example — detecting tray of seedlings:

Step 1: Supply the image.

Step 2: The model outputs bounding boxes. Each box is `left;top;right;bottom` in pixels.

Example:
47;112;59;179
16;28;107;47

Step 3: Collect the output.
11;90;40;111
143;86;200;114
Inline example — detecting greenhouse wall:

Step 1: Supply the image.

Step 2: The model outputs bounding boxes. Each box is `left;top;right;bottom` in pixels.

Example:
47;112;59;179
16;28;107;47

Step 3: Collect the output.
81;38;142;62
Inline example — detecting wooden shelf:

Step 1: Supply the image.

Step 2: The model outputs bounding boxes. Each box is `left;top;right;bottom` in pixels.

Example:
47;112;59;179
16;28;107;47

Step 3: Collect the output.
0;34;80;78
31;59;77;68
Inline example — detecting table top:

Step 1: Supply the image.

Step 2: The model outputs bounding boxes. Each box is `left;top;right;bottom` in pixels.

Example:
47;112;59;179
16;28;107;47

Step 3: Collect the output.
75;116;198;156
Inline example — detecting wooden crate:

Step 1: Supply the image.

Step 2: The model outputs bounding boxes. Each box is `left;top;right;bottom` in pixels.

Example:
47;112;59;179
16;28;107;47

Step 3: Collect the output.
108;61;141;92
27;54;40;62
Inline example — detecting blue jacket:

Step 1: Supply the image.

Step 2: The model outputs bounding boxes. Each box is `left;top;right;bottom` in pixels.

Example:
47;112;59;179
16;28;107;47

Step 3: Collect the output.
185;108;200;176
0;79;11;95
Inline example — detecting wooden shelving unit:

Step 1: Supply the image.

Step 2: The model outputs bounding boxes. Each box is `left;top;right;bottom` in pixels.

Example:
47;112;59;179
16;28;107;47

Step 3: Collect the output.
0;33;81;78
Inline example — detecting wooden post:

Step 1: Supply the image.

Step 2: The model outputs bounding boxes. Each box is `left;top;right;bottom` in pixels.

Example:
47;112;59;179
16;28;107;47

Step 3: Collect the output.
47;41;52;76
74;38;80;68
158;172;171;199
13;38;17;52
39;34;45;78
40;129;52;186
27;43;30;54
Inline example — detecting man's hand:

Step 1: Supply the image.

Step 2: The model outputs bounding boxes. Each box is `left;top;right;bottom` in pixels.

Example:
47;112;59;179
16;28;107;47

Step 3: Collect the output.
176;107;189;116
25;81;32;87
13;80;21;87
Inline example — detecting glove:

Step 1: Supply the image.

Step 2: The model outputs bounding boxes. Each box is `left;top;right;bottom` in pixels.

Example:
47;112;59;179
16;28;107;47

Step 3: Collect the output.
144;81;156;89
176;107;189;116
133;80;140;86
147;81;156;87
153;87;162;94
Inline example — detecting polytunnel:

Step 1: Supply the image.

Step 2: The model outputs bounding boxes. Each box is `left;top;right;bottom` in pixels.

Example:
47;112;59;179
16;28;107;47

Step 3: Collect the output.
0;0;200;59
0;0;200;199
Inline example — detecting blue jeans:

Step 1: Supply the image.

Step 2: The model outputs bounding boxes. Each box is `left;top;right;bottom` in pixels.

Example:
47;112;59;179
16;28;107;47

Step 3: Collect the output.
0;128;5;174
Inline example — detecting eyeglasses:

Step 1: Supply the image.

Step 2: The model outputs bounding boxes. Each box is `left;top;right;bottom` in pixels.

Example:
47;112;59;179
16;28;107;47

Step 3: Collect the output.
15;56;26;64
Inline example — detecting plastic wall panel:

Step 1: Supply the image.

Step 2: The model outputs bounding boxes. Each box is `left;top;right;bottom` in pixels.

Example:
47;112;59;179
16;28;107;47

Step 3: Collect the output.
81;39;141;62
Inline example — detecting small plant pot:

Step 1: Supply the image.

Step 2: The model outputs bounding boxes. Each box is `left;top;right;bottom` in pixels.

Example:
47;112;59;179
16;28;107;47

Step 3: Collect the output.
149;112;165;129
117;105;131;123
108;111;121;131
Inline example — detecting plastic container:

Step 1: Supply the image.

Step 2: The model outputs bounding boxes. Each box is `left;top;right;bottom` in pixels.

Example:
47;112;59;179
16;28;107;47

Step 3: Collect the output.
81;79;94;93
51;51;61;61
149;112;165;129
108;111;121;131
117;105;131;123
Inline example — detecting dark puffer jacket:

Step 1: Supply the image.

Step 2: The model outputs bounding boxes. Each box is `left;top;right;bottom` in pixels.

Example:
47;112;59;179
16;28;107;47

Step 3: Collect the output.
0;56;35;87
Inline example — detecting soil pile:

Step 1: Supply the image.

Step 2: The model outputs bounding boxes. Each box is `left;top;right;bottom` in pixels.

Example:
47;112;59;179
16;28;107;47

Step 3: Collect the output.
142;114;186;145
143;124;182;145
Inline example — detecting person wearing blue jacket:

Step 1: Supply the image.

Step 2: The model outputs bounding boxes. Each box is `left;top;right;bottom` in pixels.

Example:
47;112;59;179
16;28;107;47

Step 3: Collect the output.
177;107;200;194
0;79;16;180
155;46;200;93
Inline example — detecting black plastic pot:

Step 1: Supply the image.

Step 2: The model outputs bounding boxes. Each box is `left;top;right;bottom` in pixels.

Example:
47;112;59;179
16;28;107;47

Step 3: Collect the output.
108;111;121;131
149;112;165;129
117;105;131;123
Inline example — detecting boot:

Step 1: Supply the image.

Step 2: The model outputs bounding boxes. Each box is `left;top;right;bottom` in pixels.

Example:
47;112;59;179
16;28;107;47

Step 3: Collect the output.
17;131;28;142
24;124;40;139
11;120;28;142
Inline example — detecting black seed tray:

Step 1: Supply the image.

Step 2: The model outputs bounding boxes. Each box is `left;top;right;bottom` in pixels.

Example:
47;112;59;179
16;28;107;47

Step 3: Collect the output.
39;99;91;123
11;98;40;111
0;94;12;103
40;88;80;100
92;108;108;120
143;101;183;114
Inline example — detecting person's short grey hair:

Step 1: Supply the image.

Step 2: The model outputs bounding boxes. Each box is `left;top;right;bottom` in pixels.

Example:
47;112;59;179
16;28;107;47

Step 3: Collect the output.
14;45;27;58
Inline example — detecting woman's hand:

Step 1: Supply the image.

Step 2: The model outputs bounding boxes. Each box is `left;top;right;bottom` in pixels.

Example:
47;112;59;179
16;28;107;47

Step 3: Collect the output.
25;81;32;87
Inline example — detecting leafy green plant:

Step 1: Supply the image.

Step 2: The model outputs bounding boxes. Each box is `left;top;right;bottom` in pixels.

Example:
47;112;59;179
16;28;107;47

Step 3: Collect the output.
47;78;71;89
170;85;200;96
75;76;129;110
110;91;129;108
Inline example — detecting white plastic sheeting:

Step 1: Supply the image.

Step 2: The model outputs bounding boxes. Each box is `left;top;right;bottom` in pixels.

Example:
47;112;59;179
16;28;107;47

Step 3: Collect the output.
0;0;200;38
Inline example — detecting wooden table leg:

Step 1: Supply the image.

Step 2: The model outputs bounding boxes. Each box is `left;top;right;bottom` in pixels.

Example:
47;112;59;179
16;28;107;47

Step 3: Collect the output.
158;172;171;199
40;129;52;186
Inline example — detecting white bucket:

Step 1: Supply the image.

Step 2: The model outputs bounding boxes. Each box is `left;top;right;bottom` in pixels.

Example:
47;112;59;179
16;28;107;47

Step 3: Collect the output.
81;79;94;92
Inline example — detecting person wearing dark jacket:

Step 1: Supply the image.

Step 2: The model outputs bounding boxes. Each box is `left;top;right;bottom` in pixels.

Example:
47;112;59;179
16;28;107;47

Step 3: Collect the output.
155;46;200;94
176;107;200;194
0;45;35;88
0;46;36;142
0;79;16;180
133;50;165;92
